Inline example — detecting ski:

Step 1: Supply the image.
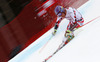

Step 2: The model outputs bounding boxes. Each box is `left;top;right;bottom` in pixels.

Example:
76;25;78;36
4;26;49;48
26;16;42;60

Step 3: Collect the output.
43;43;65;62
43;36;74;62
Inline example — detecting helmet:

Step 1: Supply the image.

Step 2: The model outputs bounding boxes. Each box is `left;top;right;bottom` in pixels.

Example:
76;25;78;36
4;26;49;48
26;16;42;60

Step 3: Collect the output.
54;5;65;16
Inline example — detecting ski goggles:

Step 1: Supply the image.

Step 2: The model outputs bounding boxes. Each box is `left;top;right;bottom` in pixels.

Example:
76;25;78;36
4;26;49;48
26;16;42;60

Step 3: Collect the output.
57;7;64;17
57;12;62;17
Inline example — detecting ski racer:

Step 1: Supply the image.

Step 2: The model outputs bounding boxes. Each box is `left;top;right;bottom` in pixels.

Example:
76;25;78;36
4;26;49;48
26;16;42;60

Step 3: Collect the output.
53;5;84;42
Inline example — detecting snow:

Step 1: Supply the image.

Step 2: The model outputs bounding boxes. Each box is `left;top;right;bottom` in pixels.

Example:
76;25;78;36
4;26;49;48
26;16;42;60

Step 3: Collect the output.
9;0;100;62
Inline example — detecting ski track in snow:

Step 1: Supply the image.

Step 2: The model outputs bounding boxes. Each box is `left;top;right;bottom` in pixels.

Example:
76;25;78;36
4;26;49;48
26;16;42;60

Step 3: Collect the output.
9;0;100;62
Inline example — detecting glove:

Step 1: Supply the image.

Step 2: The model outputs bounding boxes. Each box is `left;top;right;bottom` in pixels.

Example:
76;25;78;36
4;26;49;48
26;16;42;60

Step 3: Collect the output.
65;30;74;37
52;29;57;35
65;30;71;37
65;30;74;42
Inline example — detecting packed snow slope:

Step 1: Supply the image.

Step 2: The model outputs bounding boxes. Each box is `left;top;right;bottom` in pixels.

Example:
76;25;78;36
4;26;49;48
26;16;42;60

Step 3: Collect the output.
9;0;100;62
48;18;100;62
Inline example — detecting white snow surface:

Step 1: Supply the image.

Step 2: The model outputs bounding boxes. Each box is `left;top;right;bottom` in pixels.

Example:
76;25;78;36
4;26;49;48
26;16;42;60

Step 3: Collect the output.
9;0;100;62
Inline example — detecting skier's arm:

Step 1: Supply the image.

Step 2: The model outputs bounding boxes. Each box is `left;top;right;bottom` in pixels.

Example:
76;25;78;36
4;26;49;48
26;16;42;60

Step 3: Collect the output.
54;17;63;30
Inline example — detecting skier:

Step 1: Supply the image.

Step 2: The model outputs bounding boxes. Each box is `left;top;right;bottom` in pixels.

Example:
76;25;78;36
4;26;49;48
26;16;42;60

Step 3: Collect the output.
43;6;84;62
53;5;84;43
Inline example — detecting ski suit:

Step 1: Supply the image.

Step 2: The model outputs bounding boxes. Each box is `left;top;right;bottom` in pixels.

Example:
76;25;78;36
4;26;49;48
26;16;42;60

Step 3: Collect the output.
55;7;84;31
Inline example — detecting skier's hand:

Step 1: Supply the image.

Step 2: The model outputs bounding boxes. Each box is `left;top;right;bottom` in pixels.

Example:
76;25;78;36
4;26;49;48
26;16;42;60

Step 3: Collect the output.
52;29;57;35
65;30;72;37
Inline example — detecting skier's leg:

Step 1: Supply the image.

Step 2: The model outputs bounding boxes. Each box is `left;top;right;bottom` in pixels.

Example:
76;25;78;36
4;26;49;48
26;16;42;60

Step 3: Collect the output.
65;23;75;37
63;23;75;44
